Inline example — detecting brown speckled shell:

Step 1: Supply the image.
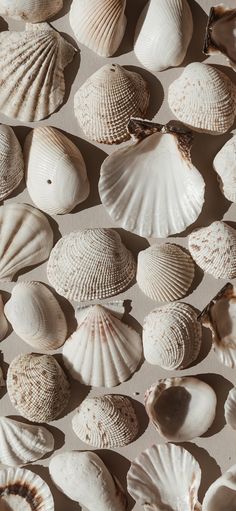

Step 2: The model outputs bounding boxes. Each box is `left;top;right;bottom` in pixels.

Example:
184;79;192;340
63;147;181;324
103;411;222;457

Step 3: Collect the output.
0;466;54;510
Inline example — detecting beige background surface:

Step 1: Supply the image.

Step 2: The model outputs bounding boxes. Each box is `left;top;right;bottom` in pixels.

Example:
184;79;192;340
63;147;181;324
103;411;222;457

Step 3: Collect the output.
0;1;236;509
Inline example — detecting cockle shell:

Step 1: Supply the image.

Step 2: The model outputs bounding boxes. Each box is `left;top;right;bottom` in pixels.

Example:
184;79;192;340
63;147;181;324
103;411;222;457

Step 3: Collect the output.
47;228;136;301
127;443;201;511
7;353;71;422
72;394;139;448
202;465;236;511
137;243;195;301
145;377;217;441
225;387;236;429
0;23;76;122
213;135;236;202
74;65;150;144
134;0;193;72
70;0;127;57
4;282;67;351
0;0;63;22
168;62;236;134
0;467;54;510
99;119;205;238
143;302;202;370
203;5;236;71
0;203;53;282
0;294;8;341
0;125;24;201
188;221;236;279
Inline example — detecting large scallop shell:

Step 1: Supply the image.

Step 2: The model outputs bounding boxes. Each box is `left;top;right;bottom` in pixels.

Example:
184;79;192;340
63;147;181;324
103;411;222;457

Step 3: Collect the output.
168;62;236;134
0;23;76;122
0;125;24;201
99;119;205;238
0;0;63;22
213;134;236;202
74;64;150;144
202;465;236;511
7;353;71;422
47;228;136;301
225;387;236;429
203;5;236;71
0;294;8;341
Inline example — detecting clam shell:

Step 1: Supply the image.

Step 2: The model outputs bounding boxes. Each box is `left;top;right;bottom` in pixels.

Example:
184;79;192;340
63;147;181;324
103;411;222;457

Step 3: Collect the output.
47;228;136;301
168;62;236;134
203;5;236;71
225;387;236;429
202;465;236;511
74;64;150;144
4;282;67;351
7;353;71;422
0;0;63;22
0;466;54;510
0;23;76;122
213;134;236;202
0;125;24;201
0;294;8;341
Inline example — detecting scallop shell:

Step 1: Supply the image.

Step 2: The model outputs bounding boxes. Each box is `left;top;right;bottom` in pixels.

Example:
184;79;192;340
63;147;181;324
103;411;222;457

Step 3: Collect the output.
99;119;205;238
0;294;8;341
0;466;54;510
7;353;71;422
0;23;76;122
62;303;142;387
143;302;202;370
0;0;63;22
47;228;136;301
168;62;236;134
188;221;236;279
127;443;201;511
0;125;24;201
203;5;236;71
225;387;236;429
0;203;53;282
202;465;236;511
70;0;127;57
4;282;67;351
145;377;217;442
134;0;193;72
213;135;236;202
24;127;90;215
137;243;195;301
74;64;150;144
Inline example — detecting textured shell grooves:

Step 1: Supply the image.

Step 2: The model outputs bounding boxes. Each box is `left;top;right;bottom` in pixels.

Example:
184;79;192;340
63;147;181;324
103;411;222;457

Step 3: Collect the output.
0;0;63;22
0;125;24;201
213;135;236;202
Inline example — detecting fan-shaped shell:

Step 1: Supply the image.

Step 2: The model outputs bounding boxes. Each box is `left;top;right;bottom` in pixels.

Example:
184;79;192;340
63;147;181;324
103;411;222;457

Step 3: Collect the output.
70;0;127;57
99;119;205;238
225;387;236;429
203;5;236;71
202;465;236;511
7;353;71;422
0;0;63;22
74;64;150;144
168;62;236;134
0;294;8;341
0;203;53;282
0;23;76;122
0;125;24;201
47;228;136;301
0;466;54;510
4;282;67;351
213;135;236;202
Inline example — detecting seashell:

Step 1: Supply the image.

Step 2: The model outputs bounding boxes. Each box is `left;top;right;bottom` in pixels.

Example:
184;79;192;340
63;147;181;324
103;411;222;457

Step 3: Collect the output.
0;466;54;510
143;302;202;370
47;228;136;301
134;0;193;72
145;376;217;441
202;465;236;511
188;221;236;279
0;0;63;22
74;65;150;145
4;282;67;351
213;134;236;202
7;353;71;422
203;5;236;71
137;243;195;301
24;127;90;215
63;303;142;387
0;203;53;282
0;125;24;201
225;386;236;429
0;294;8;341
127;443;201;511
0;417;54;466
70;0;127;57
99;118;205;238
49;451;127;511
168;62;236;134
0;23;76;122
72;394;139;447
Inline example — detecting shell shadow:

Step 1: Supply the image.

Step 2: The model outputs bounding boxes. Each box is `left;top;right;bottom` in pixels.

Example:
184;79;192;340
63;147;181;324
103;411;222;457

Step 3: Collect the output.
0;17;8;32
0;351;8;398
113;0;149;57
190;325;212;367
182;0;208;66
54;353;91;416
57;31;80;110
124;65;164;119
128;396;149;439
43;282;77;338
115;228;149;261
50;0;73;20
197;372;234;436
123;299;143;338
96;449;134;511
12;125;31;147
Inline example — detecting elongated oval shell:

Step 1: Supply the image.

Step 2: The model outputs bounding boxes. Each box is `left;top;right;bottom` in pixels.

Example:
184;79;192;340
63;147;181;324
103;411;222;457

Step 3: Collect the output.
0;294;8;341
202;465;236;511
0;0;63;22
0;466;54;510
74;64;150;144
0;125;24;201
203;5;236;71
213;134;236;202
225;387;236;429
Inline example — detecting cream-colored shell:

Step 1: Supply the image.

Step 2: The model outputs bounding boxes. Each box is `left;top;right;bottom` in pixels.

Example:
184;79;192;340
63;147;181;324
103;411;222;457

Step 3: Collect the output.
0;125;24;201
0;0;63;22
225;387;236;429
202;465;236;511
0;294;8;341
213;135;236;202
0;23;76;122
0;466;54;510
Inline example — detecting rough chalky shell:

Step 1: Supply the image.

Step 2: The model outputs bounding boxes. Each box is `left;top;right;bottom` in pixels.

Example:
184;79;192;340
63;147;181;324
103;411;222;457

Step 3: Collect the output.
0;125;24;201
225;387;236;429
0;466;54;510
213;134;236;202
0;0;63;22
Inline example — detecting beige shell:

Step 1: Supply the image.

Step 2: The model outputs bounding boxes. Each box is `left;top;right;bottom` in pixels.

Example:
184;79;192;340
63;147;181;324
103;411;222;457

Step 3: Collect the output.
74;64;150;144
0;23;76;122
7;353;71;422
202;465;236;511
0;0;63;22
47;228;136;301
0;125;24;201
225;386;236;429
203;5;236;71
0;293;8;341
213;135;236;202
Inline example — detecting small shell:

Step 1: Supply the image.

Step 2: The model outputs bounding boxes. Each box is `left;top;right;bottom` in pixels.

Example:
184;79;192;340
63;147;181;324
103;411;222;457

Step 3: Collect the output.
74;64;150;144
0;294;8;341
0;0;63;22
0;125;24;201
202;465;236;511
203;5;236;71
225;387;236;429
213;134;236;202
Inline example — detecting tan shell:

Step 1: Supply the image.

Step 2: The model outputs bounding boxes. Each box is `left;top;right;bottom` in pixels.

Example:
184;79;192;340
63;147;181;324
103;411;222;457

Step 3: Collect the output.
0;0;63;22
203;5;236;71
0;125;24;201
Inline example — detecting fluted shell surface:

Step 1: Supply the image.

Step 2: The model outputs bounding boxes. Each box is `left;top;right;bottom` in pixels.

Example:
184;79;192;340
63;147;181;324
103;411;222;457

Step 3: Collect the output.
0;0;63;22
203;5;236;71
225;387;236;429
7;353;71;422
0;293;8;341
213;135;236;202
0;23;76;122
0;466;54;510
0;125;24;201
74;64;150;144
202;465;236;511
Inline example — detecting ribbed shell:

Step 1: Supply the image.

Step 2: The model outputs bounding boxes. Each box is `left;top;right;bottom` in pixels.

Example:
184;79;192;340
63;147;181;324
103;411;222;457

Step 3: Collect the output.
7;353;71;422
213;135;236;202
74;64;150;144
0;0;63;22
0;293;8;341
188;221;236;279
225;387;236;429
0;125;24;201
47;228;136;301
168;62;236;134
0;23;76;122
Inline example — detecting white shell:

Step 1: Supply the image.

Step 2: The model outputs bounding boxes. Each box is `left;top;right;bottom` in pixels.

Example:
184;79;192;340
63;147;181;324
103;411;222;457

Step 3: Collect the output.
0;125;24;201
0;294;8;341
0;0;63;22
0;466;54;510
0;203;53;282
213;134;236;202
168;62;236;134
70;0;127;57
134;0;193;72
202;465;236;511
225;387;236;429
145;376;217;442
4;282;67;351
0;23;76;122
24;127;90;215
